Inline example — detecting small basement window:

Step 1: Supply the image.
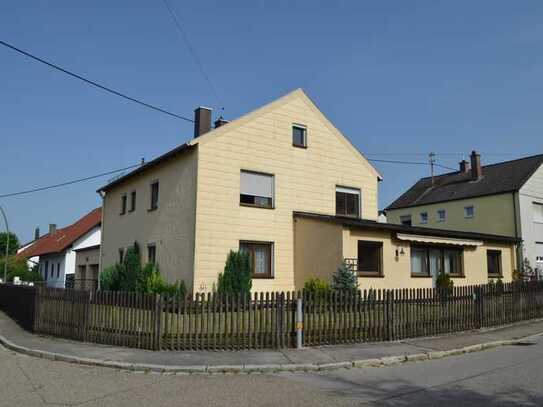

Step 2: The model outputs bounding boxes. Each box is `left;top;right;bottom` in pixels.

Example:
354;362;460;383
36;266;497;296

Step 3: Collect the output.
292;125;307;148
336;186;360;218
240;170;274;208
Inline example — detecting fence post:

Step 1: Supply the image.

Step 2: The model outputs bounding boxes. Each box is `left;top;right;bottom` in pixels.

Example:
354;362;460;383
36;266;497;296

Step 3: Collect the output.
296;295;303;349
154;294;162;350
474;285;483;328
32;286;39;333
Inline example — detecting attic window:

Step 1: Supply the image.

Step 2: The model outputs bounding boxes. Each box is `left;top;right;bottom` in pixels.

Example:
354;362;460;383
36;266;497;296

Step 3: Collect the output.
336;186;360;218
292;125;307;148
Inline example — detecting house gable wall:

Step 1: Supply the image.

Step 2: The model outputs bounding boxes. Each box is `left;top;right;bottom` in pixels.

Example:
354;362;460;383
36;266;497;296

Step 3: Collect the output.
193;92;379;292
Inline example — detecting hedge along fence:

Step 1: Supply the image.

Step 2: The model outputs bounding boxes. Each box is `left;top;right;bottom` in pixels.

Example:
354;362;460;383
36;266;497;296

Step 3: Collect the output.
1;281;543;350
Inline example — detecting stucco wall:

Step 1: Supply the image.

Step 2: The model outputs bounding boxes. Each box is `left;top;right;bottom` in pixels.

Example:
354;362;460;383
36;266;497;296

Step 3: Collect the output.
193;91;379;292
294;217;515;290
519;163;543;271
100;148;198;291
387;193;517;237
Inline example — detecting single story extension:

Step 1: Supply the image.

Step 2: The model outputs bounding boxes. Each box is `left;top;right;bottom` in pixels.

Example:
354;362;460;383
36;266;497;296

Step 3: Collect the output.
294;212;519;289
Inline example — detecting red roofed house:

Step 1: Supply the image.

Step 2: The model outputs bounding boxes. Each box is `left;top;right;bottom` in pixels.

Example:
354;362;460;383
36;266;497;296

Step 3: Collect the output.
17;208;102;289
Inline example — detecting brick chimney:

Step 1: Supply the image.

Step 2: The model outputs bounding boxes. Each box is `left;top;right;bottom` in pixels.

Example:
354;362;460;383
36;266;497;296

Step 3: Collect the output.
459;160;470;174
193;107;212;138
470;150;482;180
49;224;57;234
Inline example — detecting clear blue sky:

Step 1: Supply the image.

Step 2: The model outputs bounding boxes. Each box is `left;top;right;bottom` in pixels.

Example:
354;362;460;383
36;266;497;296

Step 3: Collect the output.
1;0;542;243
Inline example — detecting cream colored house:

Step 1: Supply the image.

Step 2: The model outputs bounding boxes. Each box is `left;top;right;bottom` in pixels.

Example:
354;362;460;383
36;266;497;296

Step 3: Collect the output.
386;152;543;276
98;90;518;293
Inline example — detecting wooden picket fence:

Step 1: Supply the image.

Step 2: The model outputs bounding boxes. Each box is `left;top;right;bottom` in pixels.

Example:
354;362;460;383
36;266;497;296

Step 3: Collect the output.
2;281;543;350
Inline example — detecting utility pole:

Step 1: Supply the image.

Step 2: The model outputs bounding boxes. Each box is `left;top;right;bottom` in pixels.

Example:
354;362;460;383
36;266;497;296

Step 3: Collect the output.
429;152;436;185
0;205;9;284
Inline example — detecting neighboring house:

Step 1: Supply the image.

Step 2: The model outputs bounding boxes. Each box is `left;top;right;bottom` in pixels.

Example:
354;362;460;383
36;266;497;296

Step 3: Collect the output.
16;227;42;270
98;89;518;293
16;208;102;288
386;152;543;275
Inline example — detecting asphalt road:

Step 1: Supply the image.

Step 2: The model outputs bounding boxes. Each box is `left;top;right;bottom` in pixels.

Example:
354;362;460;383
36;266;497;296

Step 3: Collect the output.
2;336;543;407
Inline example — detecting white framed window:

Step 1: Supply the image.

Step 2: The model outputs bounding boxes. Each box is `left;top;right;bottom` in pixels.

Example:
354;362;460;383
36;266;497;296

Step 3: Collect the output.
464;205;475;218
420;212;428;224
437;209;446;222
335;186;361;218
240;170;274;209
533;202;543;223
400;215;412;226
292;124;307;148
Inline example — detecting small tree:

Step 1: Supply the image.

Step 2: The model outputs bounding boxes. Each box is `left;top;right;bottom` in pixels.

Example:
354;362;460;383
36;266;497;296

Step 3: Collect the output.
0;232;20;256
120;242;141;291
331;261;358;293
217;250;252;297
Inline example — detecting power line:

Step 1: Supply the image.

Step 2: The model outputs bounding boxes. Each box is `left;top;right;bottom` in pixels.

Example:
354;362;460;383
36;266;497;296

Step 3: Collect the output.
0;164;140;198
367;158;457;172
0;39;194;123
160;0;223;111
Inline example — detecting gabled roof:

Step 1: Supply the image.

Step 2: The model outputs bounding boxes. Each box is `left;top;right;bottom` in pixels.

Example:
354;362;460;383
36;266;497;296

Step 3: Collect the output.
16;208;102;258
97;89;381;193
294;211;519;244
386;154;543;210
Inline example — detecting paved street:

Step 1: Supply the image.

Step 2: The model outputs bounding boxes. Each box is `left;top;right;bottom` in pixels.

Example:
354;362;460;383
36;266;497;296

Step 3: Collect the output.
2;335;543;407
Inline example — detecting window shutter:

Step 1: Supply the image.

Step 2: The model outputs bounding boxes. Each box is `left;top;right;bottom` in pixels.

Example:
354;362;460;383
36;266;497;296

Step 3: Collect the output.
240;171;273;198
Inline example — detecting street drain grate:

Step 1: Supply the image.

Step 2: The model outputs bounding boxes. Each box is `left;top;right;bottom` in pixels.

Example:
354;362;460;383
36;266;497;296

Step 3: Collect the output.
508;342;537;346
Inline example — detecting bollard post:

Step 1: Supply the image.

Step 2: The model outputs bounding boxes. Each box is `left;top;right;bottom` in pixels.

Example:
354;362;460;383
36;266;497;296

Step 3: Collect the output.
296;297;303;349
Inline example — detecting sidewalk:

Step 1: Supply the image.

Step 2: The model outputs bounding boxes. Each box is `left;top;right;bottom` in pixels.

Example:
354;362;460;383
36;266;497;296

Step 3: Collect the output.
1;310;543;374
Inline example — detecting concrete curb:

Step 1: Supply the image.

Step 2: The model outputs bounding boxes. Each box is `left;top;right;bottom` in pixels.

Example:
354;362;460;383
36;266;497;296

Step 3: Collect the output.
1;332;542;375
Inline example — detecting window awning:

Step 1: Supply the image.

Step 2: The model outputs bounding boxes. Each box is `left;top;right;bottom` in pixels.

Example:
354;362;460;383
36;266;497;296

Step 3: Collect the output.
396;233;483;247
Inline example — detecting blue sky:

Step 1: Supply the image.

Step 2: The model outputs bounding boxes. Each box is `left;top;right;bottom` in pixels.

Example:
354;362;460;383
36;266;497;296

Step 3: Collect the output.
1;0;542;243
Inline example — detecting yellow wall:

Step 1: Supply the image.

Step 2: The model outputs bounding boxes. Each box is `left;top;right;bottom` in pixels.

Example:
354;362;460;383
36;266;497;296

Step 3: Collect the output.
387;193;516;237
193;90;379;292
294;217;515;290
101;148;198;291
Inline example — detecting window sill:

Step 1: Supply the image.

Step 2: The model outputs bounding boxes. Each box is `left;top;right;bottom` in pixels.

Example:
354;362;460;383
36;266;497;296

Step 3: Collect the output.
148;207;158;212
128;209;135;213
449;274;465;278
358;273;384;278
252;275;274;279
488;274;503;279
292;143;307;149
240;203;274;210
411;274;432;278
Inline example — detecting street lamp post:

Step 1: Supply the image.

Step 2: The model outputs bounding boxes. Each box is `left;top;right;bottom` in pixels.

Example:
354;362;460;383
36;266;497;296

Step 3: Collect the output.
0;205;9;284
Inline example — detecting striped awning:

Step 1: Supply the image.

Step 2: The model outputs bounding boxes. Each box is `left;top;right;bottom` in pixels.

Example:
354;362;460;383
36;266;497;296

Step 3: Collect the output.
396;233;484;247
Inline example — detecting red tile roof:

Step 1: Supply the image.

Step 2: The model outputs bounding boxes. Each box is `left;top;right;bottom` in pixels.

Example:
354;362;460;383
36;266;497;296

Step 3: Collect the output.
17;207;102;258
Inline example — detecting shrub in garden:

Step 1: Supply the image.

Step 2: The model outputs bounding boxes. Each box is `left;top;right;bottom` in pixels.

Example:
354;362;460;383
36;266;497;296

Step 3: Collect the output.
331;261;358;293
436;273;454;290
143;265;186;298
303;278;332;296
217;250;252;297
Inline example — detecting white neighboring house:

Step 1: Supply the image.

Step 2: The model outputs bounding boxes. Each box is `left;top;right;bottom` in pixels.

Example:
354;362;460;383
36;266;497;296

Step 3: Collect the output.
16;208;102;288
